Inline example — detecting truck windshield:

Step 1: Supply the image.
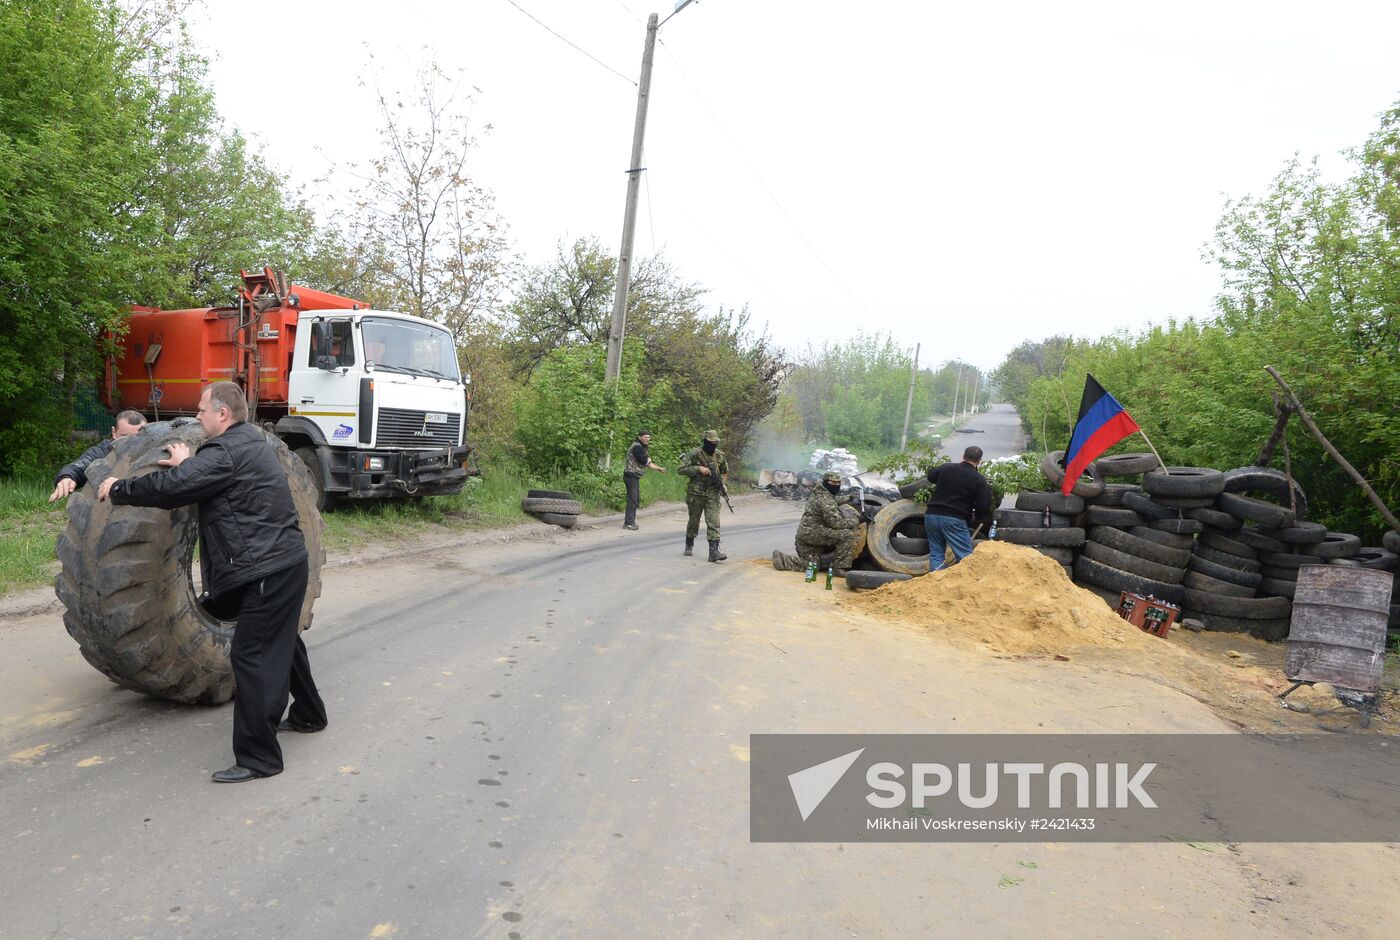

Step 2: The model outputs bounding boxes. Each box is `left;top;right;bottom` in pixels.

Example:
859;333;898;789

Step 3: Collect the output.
361;318;460;381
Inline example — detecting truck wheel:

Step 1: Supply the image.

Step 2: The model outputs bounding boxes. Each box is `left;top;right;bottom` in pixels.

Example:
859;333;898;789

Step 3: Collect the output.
54;423;324;705
521;497;584;515
866;499;935;576
295;446;336;512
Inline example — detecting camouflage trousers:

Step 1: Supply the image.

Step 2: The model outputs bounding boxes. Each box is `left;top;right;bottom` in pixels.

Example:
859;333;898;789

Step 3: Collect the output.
795;525;860;570
685;492;722;541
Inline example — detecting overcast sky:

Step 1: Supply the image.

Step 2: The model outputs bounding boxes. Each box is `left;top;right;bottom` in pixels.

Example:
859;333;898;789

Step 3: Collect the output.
187;0;1400;373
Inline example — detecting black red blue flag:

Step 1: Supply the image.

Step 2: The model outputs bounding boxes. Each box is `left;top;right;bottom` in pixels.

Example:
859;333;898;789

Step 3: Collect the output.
1062;375;1141;496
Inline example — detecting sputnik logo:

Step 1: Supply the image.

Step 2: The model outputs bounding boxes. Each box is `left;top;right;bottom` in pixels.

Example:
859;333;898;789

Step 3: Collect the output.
787;748;864;821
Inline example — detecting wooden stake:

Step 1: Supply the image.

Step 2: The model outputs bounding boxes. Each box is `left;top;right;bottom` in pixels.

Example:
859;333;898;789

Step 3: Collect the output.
1135;429;1170;475
1264;365;1400;532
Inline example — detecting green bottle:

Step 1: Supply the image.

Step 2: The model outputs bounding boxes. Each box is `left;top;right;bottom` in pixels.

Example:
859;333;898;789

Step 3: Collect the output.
805;561;817;582
825;566;834;590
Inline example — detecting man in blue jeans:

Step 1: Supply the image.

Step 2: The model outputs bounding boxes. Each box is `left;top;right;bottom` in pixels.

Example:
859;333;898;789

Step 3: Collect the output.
924;445;994;571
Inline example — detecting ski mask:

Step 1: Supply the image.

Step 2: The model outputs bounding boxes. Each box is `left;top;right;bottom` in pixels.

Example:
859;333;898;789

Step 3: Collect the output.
702;440;717;455
823;481;842;496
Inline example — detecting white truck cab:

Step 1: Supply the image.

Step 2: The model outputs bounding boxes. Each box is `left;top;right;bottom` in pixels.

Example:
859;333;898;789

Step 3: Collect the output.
277;310;475;507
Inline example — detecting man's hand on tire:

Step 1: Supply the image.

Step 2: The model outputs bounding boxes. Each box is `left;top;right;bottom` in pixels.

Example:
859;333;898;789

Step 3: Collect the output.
97;477;118;502
160;442;191;467
49;478;76;503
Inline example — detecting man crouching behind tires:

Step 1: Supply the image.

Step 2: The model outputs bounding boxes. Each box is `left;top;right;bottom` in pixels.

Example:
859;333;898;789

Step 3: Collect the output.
98;381;327;784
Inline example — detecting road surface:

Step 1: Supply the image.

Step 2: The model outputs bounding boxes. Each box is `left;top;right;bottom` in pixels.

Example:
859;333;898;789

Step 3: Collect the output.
2;456;1394;936
937;402;1026;461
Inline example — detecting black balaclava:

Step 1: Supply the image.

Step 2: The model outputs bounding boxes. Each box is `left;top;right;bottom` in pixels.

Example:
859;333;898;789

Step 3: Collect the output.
823;481;842;496
702;439;717;454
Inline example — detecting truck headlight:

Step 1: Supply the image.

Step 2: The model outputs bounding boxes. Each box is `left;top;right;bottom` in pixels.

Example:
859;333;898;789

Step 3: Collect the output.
363;456;386;471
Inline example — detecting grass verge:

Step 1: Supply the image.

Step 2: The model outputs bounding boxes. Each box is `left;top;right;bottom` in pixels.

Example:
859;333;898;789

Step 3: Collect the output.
0;477;67;596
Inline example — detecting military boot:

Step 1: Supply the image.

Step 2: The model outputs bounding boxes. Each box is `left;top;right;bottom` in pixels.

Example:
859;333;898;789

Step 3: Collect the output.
709;540;727;562
684;537;695;557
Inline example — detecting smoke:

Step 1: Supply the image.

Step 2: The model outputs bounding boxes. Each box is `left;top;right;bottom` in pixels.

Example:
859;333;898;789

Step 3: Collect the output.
747;423;810;472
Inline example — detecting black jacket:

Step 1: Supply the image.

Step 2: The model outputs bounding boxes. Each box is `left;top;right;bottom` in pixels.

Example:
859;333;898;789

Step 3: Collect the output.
55;438;116;487
110;422;306;597
925;460;994;527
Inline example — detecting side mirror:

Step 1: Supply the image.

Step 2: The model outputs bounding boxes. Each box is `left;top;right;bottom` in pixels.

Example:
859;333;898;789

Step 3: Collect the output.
315;355;339;371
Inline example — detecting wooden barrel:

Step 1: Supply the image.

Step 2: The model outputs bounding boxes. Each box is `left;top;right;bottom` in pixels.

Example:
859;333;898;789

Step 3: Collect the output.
1285;565;1393;692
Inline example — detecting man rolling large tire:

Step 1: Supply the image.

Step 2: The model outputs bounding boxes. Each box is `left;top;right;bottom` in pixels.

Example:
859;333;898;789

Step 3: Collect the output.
55;418;324;708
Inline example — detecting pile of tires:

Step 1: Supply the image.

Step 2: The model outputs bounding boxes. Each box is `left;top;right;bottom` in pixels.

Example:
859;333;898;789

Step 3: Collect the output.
521;489;581;529
862;499;934;577
1386;530;1400;646
992;488;1085;580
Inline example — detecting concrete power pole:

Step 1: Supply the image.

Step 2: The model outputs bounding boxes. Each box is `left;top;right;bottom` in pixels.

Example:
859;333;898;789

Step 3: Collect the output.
899;343;921;452
970;369;981;416
603;12;659;388
950;361;964;425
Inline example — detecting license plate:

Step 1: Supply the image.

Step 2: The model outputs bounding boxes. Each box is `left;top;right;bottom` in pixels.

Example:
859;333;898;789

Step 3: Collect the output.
424;412;449;424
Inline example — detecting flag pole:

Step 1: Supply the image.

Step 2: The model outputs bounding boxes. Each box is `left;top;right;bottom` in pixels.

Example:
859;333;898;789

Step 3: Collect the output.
1136;429;1170;474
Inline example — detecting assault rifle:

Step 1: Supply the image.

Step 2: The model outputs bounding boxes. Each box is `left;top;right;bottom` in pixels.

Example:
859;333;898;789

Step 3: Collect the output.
703;453;735;514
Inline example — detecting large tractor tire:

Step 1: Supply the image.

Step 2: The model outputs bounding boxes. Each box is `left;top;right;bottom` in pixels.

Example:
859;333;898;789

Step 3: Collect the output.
54;422;325;705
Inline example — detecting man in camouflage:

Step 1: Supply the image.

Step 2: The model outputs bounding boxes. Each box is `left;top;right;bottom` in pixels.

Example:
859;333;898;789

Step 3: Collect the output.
677;429;729;562
773;471;863;573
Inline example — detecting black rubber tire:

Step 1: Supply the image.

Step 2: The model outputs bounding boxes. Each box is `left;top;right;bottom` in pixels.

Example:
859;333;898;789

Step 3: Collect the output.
1186;555;1263;589
1031;545;1076;564
1231;526;1286;553
536;512;578;528
1255;521;1328;546
1152;495;1218;509
1197;529;1259;559
1385;530;1400;554
1215;492;1296;528
1355;548;1400;572
1188;506;1242;531
1181;589;1290;620
1084;506;1143;528
55;422;324;705
1121;491;1179;521
867;500;934;576
1258;551;1326;569
895;516;927;538
1089;525;1193;568
993;526;1087;548
295;446;337;513
520;497;583;515
1039;450;1106;499
1259;565;1300;582
1130;526;1195;550
1182;569;1256;598
845;570;914;590
1327;558;1362;568
1257;577;1297;599
1185;610;1291;640
995;508;1072;528
1309;532;1361;560
526;489;573;500
1151;517;1203;535
1014;491;1085;515
1192;545;1262;573
1081;540;1185;584
1072;555;1185;604
1092;452;1159;476
1087;483;1141;507
1142;466;1225;499
1221;467;1308;520
890;535;929;555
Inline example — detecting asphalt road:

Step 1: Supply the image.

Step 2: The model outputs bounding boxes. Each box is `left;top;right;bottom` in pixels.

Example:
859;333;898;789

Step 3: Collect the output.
2;415;1393;937
937;402;1026;462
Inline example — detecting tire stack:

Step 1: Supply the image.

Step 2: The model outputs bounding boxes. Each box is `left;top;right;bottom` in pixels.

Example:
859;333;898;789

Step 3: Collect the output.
521;489;582;529
1179;467;1301;640
1385;531;1400;647
1070;454;1197;608
992;491;1086;579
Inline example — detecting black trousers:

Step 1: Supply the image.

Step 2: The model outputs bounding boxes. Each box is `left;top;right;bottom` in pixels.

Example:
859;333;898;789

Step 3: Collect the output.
223;559;326;775
623;473;642;525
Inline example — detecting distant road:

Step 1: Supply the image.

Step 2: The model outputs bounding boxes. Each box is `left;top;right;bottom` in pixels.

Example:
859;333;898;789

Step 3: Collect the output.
938;402;1026;461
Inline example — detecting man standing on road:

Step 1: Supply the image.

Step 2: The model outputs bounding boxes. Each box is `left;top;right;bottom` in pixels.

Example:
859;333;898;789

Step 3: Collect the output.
48;410;147;502
677;429;728;562
924;445;993;572
97;381;326;783
622;429;666;531
776;471;863;574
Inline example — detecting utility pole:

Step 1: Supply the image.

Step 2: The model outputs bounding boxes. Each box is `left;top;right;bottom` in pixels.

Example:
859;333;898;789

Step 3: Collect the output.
603;12;659;388
970;369;980;416
950;361;963;426
899;342;921;452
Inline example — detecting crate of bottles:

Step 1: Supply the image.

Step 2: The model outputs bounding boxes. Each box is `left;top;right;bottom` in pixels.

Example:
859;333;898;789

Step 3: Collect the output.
1116;591;1180;638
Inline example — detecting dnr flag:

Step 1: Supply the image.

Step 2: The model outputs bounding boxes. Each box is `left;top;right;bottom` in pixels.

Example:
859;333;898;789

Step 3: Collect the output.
1062;375;1141;496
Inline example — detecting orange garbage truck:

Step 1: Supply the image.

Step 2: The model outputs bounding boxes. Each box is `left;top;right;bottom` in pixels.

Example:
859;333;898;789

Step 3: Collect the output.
101;268;477;509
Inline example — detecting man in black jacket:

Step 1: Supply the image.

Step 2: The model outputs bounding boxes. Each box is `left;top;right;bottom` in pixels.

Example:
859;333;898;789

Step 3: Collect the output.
924;445;994;572
98;381;326;783
622;430;666;530
48;410;147;502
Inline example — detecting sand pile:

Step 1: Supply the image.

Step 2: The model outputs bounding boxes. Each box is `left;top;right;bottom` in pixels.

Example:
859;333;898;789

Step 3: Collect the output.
843;540;1157;655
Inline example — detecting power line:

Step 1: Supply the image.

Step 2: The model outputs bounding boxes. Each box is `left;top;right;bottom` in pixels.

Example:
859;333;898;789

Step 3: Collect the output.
501;0;636;86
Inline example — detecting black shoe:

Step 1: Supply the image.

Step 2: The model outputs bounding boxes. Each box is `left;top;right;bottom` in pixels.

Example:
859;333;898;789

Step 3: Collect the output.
278;718;325;734
211;765;270;783
684;537;695;556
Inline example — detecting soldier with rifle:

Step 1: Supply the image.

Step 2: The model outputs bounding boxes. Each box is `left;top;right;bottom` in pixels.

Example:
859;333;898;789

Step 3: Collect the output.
677;429;732;562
